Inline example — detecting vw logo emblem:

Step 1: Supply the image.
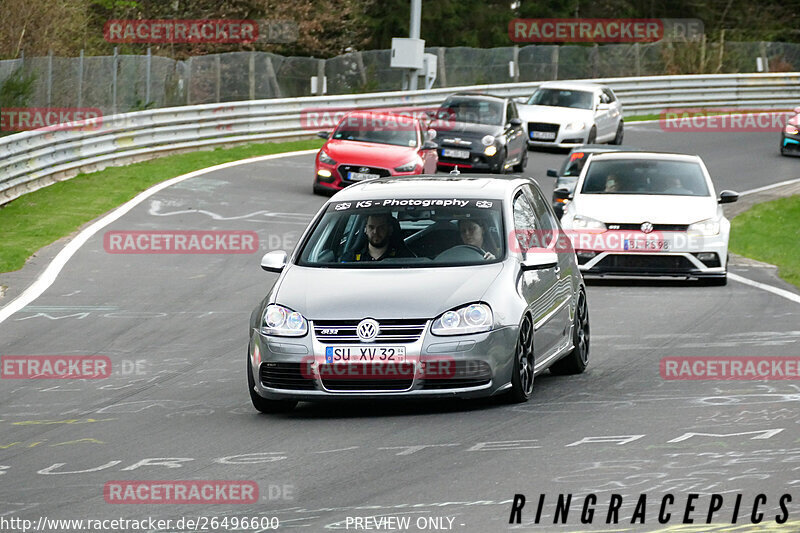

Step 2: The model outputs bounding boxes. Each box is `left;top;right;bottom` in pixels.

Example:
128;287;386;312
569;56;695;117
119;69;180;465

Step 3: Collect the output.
640;222;654;234
356;319;379;342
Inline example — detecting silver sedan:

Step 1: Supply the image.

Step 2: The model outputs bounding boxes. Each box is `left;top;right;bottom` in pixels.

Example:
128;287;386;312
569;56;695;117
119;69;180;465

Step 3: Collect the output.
247;175;590;412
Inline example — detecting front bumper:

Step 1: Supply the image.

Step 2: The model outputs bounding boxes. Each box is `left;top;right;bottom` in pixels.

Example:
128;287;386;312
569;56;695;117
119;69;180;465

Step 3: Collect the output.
527;123;589;149
437;148;505;172
314;163;418;191
250;324;517;401
781;134;800;156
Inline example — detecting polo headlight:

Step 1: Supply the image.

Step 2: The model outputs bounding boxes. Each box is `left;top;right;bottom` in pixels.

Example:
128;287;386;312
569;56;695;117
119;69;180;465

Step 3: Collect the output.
394;157;422;172
318;150;336;165
262;304;307;337
572;215;607;231
688;217;721;236
564;121;585;132
431;303;493;336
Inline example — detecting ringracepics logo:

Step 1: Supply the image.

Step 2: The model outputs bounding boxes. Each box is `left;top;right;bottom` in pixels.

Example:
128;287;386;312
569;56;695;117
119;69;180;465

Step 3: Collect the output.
0;108;102;132
103;231;259;254
103;20;258;43
509;18;703;43
300;106;456;131
661;356;800;380
104;481;258;504
1;355;111;379
661;109;796;132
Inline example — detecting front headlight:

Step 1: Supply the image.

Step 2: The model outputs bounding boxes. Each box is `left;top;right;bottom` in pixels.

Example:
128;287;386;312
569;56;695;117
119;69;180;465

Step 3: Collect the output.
394;157;422;172
786;125;799;135
688;217;721;236
572;215;607;231
262;304;308;337
318;150;336;165
481;135;495;146
484;145;498;156
564;121;586;132
431;303;493;336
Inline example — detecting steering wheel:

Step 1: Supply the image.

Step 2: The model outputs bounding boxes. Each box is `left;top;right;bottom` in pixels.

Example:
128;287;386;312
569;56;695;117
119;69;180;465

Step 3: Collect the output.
435;244;488;262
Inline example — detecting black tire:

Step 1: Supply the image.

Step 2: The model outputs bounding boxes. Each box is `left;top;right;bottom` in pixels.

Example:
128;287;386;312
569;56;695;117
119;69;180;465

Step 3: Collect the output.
586;126;597;144
505;315;535;403
512;147;528;172
611;121;624;145
550;290;589;375
247;347;297;414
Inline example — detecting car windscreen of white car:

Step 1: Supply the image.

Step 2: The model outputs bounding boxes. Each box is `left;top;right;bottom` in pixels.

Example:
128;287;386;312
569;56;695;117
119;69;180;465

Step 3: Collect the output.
580;159;710;196
527;89;593;110
297;199;505;268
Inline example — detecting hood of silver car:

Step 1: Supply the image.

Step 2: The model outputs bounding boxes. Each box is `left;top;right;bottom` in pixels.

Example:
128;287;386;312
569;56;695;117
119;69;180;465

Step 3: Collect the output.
275;263;505;320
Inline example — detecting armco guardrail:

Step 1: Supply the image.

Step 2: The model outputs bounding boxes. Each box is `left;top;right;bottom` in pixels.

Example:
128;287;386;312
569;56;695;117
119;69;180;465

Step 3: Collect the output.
2;72;799;205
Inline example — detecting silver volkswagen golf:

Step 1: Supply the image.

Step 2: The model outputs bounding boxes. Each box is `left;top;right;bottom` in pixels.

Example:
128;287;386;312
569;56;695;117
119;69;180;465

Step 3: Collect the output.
247;175;589;412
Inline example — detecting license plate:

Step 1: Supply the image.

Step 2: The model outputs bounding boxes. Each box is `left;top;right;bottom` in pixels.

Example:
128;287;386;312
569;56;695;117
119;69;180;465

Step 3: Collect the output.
531;131;556;140
442;148;470;159
624;239;670;251
347;171;379;181
325;346;406;363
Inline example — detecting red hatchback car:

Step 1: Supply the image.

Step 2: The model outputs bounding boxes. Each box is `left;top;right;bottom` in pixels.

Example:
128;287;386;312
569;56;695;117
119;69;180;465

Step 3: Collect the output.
313;110;438;195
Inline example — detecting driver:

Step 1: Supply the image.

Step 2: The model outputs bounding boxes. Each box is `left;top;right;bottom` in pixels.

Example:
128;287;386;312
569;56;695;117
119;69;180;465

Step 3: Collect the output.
458;218;498;260
346;213;412;261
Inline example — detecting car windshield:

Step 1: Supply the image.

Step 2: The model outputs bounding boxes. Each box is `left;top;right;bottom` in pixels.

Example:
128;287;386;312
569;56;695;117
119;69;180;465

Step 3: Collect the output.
438;98;504;126
559;151;591;177
332;115;418;147
297;198;505;268
528;89;594;110
580;159;710;196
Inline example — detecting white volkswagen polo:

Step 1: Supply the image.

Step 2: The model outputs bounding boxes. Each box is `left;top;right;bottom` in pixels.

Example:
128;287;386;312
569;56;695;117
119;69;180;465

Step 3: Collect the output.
558;152;739;285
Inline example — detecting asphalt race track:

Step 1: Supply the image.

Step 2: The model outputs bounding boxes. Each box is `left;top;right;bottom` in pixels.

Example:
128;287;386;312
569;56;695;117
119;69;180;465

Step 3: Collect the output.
1;123;800;532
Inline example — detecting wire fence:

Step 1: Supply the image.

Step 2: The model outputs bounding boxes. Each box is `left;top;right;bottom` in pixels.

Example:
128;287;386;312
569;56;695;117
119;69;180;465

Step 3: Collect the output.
1;41;799;117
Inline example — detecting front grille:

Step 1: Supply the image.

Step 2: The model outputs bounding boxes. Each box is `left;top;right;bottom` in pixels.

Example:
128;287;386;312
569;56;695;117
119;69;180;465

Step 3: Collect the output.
260;362;316;390
319;363;415;391
314;319;427;344
528;122;559;142
596;254;696;272
338;165;391;181
605;223;689;232
421;360;492;390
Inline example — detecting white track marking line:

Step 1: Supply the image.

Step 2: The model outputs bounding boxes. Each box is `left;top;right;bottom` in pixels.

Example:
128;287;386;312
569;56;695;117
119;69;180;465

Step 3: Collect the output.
0;149;318;325
739;177;800;196
729;273;800;304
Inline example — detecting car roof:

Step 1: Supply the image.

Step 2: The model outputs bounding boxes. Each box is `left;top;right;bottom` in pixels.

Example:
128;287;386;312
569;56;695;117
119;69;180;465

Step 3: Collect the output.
585;151;702;163
445;93;508;103
537;81;606;92
569;144;640;154
343;109;418;121
329;175;533;201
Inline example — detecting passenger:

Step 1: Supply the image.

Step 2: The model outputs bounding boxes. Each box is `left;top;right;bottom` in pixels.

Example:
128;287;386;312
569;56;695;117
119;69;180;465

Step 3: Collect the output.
662;175;693;195
604;174;620;193
458;218;499;260
346;213;412;261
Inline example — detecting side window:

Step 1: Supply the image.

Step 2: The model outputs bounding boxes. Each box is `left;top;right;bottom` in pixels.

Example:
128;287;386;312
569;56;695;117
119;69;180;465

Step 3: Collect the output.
512;192;537;252
525;185;558;247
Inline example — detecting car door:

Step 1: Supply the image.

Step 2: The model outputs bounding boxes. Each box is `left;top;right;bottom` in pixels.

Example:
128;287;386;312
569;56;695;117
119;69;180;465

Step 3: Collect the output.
505;101;524;164
512;190;562;359
524;184;574;354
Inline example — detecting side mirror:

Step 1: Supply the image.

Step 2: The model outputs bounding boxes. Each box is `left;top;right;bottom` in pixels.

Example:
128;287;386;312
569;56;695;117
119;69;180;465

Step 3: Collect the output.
316;131;331;140
426;128;437;140
521;251;559;271
547;169;558;178
261;250;287;273
553;187;572;200
718;190;739;204
422;140;438;150
596;103;610;112
509;117;523;127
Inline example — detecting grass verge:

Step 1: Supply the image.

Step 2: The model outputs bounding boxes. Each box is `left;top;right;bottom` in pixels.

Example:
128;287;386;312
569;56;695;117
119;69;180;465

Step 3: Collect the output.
729;195;800;288
0;139;323;274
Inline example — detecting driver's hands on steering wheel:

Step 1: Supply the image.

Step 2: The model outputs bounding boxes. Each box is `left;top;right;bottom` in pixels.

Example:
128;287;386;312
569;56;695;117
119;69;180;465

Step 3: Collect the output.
482;251;496;260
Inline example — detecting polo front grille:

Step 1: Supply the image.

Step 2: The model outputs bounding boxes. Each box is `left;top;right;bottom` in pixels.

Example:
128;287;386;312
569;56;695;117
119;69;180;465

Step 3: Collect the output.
314;319;427;344
605;223;689;232
259;362;316;390
595;254;696;272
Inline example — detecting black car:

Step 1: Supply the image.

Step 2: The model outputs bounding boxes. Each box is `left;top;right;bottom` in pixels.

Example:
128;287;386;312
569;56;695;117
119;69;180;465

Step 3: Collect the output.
432;93;527;173
546;144;639;218
780;106;800;156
